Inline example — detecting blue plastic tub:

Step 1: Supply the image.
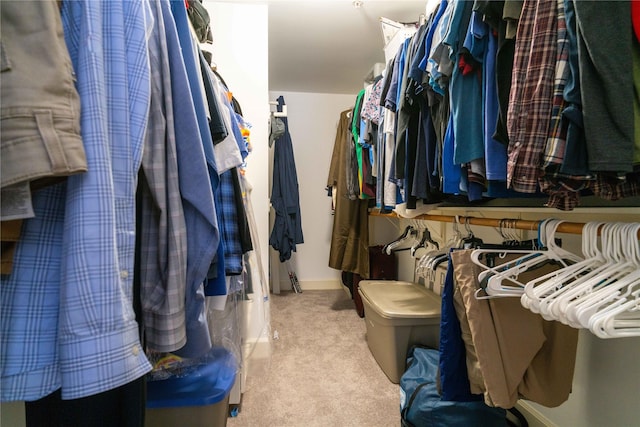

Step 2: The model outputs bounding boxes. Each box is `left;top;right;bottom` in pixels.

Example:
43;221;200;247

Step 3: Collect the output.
145;347;237;427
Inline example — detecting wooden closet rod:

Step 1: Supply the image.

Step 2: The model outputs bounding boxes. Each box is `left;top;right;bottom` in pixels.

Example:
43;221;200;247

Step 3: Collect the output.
369;210;640;238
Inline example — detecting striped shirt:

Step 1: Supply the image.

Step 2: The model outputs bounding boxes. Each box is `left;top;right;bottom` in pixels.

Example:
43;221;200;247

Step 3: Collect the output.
138;0;189;353
506;0;557;193
2;0;153;400
538;0;591;210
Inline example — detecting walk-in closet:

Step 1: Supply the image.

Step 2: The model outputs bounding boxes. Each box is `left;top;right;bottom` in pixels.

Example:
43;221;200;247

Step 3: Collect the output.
1;1;639;427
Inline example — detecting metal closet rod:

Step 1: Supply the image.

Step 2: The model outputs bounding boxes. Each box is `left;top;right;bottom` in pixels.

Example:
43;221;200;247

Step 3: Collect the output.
369;210;640;237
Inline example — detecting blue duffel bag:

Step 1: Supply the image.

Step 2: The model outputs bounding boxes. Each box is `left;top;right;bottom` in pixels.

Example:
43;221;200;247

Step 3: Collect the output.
400;346;516;427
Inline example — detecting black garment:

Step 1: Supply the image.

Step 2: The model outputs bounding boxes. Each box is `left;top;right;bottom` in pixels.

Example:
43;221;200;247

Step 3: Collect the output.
199;50;228;144
395;25;428;185
474;0;515;146
25;377;146;427
186;0;213;43
362;146;376;198
379;59;395;107
231;167;253;255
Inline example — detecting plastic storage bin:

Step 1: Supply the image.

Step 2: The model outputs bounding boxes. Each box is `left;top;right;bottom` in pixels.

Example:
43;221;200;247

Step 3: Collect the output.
146;347;237;427
358;280;441;383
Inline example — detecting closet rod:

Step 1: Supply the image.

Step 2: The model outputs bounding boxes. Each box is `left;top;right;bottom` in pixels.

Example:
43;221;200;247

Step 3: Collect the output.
369;210;640;238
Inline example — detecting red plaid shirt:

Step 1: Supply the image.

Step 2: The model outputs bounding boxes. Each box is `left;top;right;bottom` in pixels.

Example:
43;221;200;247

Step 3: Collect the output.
506;0;557;193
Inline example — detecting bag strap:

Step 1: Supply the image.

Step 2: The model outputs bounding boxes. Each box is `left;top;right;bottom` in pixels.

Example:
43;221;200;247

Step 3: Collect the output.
401;382;430;426
506;406;529;427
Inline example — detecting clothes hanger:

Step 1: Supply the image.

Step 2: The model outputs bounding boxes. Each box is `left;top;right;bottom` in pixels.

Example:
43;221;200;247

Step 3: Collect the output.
473;219;582;299
543;222;635;326
567;222;640;330
471;219;547;300
471;218;548;284
410;227;439;258
553;222;633;325
382;225;413;254
269;101;287;118
586;229;640;338
521;221;605;315
495;219;582;300
415;217;462;279
525;221;605;319
384;225;418;255
589;286;640;338
584;271;640;336
460;217;483;249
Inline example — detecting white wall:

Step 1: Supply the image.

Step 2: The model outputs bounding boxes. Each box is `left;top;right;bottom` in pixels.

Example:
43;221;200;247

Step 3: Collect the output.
268;91;357;290
205;1;270;287
205;1;271;397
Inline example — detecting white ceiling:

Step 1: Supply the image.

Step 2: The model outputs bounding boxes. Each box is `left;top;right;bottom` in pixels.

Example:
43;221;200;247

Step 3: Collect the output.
267;1;427;94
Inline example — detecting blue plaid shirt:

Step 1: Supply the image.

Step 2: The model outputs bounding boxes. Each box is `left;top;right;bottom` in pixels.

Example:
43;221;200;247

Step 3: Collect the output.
2;0;153;400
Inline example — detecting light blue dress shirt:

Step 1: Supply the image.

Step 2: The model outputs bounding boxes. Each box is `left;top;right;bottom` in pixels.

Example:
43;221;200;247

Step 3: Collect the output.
166;0;219;359
2;0;153;400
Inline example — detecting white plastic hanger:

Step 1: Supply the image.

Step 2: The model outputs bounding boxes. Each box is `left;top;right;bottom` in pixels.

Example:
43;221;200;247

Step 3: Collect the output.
472;219;582;299
528;222;608;323
494;219;582;298
589;287;640;338
570;223;640;331
551;223;636;327
586;223;640;338
521;221;604;315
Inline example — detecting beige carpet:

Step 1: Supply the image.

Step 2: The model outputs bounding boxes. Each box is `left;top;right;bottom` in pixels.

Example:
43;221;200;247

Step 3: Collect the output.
227;289;400;427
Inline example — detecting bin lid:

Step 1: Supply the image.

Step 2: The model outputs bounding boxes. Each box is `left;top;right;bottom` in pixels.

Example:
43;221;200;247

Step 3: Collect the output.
359;280;441;319
146;347;237;408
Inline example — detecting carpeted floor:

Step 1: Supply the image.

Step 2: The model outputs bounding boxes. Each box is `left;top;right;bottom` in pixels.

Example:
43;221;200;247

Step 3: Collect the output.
227;289;400;427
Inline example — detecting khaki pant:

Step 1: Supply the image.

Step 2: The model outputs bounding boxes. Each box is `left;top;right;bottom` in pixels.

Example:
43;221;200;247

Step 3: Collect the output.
1;0;86;191
451;249;579;408
1;0;87;271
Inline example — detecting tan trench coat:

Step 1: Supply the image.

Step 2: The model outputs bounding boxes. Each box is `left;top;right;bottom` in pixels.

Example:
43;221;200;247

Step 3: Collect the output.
327;109;370;278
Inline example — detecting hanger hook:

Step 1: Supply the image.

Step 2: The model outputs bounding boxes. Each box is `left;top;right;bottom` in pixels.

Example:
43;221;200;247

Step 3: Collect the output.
498;219;507;241
464;216;473;236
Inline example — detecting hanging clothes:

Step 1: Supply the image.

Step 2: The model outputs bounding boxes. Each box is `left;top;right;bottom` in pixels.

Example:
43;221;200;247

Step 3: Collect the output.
138;0;189;354
327;110;370;278
1;0;154;401
0;0;87;276
450;249;579;409
573;0;635;172
269;96;304;262
167;0;220;360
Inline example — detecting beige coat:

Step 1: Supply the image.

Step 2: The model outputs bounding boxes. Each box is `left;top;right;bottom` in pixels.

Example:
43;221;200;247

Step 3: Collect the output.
327;110;370;278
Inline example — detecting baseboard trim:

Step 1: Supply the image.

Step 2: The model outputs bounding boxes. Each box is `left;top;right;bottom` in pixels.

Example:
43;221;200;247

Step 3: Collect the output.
278;280;342;291
515;401;557;427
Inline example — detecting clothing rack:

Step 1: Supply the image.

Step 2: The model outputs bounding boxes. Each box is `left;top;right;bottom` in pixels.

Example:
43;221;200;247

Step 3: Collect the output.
369;209;640;238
